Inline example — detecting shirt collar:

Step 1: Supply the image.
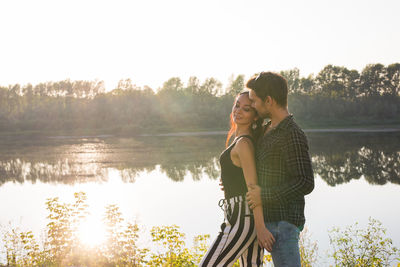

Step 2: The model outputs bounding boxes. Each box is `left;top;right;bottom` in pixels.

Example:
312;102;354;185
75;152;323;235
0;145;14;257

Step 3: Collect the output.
276;114;293;131
264;114;293;133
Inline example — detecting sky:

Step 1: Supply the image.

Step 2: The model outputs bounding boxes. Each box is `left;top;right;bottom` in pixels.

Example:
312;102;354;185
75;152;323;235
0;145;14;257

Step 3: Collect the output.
1;0;399;91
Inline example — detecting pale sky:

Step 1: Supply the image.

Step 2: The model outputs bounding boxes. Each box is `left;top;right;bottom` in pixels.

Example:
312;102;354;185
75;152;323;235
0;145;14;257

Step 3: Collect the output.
1;0;399;91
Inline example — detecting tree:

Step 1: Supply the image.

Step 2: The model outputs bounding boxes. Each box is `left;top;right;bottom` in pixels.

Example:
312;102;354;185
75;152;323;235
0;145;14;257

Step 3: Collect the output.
386;63;400;96
226;74;244;96
281;68;301;94
116;78;140;92
314;65;359;99
199;77;222;96
160;77;184;93
360;63;387;97
33;82;48;96
185;76;200;95
299;75;315;95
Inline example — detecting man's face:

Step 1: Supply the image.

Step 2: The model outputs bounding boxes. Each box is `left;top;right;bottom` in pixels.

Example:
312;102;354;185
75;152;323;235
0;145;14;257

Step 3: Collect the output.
248;89;271;119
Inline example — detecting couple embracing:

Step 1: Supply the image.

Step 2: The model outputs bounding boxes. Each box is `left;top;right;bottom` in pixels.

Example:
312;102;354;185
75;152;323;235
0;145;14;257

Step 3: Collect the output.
200;72;315;267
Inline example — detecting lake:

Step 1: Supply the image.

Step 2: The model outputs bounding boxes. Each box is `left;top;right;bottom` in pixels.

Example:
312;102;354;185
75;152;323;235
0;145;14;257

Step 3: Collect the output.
0;131;399;265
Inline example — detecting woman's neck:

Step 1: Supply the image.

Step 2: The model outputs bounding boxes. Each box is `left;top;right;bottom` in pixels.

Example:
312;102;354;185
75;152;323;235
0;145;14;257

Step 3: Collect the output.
235;126;251;138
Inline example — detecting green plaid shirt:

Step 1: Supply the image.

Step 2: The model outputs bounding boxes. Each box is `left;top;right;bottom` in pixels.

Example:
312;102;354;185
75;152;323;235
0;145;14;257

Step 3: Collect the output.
256;115;314;227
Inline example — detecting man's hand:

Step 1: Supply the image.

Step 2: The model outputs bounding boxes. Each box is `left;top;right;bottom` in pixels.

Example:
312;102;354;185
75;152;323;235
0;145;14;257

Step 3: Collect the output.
246;184;262;210
255;225;275;252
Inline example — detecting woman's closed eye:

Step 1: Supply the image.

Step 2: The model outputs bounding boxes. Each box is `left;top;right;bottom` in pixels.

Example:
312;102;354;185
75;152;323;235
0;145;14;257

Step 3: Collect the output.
235;104;250;112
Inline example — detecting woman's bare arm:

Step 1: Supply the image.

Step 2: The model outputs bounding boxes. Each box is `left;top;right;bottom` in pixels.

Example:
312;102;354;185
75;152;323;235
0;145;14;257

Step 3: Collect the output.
233;137;275;252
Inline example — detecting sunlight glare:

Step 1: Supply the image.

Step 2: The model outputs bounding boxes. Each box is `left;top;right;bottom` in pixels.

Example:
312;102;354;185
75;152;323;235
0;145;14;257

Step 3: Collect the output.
77;216;107;247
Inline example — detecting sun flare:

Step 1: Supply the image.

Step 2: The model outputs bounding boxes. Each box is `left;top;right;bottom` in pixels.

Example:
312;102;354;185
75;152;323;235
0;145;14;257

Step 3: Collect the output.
77;217;107;247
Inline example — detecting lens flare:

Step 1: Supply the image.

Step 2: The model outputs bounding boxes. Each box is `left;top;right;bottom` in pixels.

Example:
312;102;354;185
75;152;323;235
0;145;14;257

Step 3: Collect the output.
77;217;107;247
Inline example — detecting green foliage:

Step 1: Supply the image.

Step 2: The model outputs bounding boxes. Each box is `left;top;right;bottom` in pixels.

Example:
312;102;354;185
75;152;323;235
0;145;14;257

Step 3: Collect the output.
45;192;89;265
2;193;400;266
102;204;148;266
300;227;318;267
0;193;213;266
329;217;400;266
226;74;245;96
0;192;147;266
149;225;194;266
191;234;211;265
1;63;399;134
1;227;47;266
281;68;301;94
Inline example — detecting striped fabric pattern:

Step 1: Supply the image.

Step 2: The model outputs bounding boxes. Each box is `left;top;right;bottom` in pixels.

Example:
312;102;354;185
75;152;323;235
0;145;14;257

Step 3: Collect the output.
199;196;263;267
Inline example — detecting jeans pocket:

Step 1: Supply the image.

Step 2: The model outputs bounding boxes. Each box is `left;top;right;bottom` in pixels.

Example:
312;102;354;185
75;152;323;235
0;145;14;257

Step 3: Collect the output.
279;221;300;241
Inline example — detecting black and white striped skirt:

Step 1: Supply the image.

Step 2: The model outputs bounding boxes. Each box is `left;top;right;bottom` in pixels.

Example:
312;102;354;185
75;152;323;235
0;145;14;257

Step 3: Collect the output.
199;195;264;267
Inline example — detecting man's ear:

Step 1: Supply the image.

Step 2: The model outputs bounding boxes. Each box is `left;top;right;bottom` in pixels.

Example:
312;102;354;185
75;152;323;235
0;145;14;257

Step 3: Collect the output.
266;96;276;106
264;96;272;105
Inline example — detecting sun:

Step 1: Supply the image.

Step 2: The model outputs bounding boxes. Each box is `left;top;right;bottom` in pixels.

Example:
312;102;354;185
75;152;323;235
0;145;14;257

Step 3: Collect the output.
77;217;107;247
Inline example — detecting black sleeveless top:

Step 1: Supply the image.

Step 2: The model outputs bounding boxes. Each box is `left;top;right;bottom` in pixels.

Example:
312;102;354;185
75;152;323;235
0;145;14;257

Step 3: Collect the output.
220;135;254;199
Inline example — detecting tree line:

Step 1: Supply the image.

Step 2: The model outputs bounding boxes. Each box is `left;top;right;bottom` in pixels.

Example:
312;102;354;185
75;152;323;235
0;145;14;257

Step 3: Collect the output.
0;63;399;134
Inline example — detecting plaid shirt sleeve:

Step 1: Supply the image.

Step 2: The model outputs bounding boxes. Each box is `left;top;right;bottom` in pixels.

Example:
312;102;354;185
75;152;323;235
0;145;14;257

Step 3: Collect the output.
261;128;314;203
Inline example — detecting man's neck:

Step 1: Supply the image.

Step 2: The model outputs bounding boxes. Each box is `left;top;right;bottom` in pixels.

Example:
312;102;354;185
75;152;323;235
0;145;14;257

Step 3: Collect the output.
269;108;290;128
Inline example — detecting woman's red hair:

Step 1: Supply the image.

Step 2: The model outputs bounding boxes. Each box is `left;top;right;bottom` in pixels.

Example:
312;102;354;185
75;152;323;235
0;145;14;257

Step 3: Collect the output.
226;110;237;147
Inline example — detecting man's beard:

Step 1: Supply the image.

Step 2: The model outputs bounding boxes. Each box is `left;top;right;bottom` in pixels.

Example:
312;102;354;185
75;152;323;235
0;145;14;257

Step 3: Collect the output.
263;110;271;119
256;109;271;119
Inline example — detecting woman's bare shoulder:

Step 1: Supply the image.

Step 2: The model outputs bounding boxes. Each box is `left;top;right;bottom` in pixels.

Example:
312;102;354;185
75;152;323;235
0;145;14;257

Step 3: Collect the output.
235;136;255;153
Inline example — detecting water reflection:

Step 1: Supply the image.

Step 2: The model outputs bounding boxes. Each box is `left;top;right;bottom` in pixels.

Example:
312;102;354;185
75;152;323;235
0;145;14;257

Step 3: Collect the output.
0;158;108;185
309;133;400;186
0;133;399;186
0;136;224;185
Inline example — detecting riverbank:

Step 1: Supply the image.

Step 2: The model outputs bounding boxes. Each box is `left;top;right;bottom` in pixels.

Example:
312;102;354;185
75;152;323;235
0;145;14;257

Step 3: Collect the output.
142;127;400;137
1;123;400;139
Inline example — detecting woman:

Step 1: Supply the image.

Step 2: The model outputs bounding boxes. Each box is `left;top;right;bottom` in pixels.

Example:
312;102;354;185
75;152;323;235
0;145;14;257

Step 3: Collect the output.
200;91;275;267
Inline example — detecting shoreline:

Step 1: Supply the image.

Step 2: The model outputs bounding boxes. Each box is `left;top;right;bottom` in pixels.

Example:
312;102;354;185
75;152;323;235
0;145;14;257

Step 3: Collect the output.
142;127;400;137
1;126;399;139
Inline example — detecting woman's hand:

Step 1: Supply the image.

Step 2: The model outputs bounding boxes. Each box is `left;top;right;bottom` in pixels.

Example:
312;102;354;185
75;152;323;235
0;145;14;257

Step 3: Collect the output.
255;224;275;252
219;178;224;191
246;184;262;210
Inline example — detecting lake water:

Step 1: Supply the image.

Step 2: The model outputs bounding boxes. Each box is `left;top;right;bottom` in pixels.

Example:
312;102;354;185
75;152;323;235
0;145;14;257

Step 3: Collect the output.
0;132;399;265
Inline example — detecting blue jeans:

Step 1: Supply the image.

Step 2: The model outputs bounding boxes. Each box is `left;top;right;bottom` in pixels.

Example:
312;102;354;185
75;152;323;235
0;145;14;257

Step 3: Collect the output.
265;221;301;267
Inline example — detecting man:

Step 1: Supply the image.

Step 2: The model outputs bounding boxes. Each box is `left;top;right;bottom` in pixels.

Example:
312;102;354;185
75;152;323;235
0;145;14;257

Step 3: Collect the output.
245;72;314;266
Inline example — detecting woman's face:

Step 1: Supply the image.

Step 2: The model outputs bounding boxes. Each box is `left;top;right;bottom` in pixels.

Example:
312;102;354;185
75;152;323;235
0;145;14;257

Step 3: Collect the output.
232;94;257;126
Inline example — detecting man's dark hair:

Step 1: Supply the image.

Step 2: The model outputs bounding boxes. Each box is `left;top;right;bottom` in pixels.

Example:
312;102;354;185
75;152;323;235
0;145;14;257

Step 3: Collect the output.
246;72;288;107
